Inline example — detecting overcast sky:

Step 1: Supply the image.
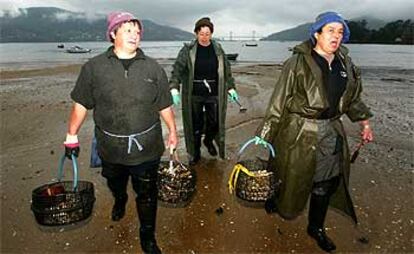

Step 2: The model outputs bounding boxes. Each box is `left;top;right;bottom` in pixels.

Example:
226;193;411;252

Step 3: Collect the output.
1;0;413;38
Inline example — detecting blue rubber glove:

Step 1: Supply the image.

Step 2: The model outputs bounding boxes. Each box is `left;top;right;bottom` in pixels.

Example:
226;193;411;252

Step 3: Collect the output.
254;136;267;148
170;89;181;106
228;89;239;103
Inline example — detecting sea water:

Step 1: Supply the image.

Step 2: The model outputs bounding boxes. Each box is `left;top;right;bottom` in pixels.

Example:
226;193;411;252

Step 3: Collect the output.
0;41;413;71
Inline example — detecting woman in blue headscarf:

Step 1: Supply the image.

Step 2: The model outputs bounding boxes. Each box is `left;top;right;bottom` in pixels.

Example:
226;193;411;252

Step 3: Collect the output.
255;12;374;252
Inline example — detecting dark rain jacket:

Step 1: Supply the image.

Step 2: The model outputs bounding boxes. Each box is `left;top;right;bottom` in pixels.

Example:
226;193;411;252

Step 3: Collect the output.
71;46;172;166
170;39;235;159
256;41;373;223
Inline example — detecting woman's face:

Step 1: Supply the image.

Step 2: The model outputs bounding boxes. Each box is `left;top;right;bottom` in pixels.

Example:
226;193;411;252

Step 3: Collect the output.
112;21;141;53
196;26;212;45
314;22;344;55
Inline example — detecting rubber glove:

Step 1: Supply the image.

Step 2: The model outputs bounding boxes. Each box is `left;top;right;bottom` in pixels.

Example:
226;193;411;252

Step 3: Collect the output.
228;88;239;103
64;133;80;160
254;136;267;148
170;88;181;105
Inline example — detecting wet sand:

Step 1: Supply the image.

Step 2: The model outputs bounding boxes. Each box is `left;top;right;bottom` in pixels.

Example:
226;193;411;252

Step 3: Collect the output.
1;62;413;253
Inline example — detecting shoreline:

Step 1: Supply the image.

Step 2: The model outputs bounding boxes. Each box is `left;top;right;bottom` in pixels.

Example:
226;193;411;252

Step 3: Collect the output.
0;64;82;80
2;62;412;81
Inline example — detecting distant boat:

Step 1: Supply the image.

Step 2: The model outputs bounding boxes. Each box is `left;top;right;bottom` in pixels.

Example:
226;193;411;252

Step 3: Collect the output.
244;43;258;47
66;45;91;53
226;53;239;61
57;44;64;49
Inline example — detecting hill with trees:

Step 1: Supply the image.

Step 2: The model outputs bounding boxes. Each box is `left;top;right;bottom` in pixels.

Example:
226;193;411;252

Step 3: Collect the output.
0;7;194;42
262;18;413;44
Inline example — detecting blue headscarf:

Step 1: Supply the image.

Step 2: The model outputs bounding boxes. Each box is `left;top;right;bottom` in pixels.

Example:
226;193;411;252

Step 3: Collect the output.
309;11;350;44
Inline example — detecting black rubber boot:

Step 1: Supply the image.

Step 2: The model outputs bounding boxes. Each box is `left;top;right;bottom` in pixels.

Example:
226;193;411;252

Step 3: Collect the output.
204;97;219;157
134;171;161;254
106;175;129;222
307;226;336;253
307;179;338;253
140;227;162;254
189;134;201;165
264;195;278;214
203;139;217;156
189;152;201;166
111;195;128;221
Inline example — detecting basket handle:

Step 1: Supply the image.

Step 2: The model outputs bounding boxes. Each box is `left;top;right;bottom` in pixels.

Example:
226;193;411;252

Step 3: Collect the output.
57;154;79;190
168;147;181;173
167;147;187;174
168;147;174;173
237;137;276;158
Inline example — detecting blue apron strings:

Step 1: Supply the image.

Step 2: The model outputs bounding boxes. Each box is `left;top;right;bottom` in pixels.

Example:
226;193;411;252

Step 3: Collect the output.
101;121;159;154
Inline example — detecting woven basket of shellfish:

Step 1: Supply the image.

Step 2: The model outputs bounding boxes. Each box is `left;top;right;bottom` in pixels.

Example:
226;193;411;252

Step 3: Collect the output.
157;150;196;207
233;159;275;202
228;137;277;202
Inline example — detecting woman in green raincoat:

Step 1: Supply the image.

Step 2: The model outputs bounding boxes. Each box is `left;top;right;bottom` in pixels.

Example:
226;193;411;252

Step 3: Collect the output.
169;17;238;165
255;12;374;252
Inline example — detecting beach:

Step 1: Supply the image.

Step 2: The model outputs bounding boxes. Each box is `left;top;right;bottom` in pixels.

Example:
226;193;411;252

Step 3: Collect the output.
0;61;413;253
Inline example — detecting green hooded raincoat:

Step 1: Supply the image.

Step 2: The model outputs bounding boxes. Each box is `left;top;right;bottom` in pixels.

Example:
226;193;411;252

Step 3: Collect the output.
256;41;373;223
170;40;235;159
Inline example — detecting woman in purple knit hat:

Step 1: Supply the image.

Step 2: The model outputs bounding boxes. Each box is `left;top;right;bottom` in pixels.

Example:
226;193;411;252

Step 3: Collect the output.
64;11;177;254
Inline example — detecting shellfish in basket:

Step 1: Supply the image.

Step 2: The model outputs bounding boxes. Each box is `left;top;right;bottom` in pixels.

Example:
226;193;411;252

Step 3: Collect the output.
228;137;277;203
157;149;196;207
31;154;95;226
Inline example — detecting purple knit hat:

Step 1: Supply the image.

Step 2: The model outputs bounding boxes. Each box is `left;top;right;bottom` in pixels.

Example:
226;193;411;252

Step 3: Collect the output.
106;11;143;41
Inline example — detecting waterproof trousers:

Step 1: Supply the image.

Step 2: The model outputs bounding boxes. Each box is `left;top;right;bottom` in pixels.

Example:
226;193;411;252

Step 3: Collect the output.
102;159;161;254
191;96;219;157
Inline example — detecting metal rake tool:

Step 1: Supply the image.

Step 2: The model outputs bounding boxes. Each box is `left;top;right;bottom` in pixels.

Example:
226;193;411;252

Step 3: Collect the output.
350;141;364;163
234;97;247;113
228;91;247;113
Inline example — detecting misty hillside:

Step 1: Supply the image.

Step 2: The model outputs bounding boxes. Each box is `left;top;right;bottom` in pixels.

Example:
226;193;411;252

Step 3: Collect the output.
260;16;385;41
262;17;413;44
261;23;311;41
0;7;194;42
354;16;387;30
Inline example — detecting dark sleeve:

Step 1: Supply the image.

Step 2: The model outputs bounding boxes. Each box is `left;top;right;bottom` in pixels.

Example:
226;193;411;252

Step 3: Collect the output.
222;47;235;90
155;64;173;111
345;64;373;122
70;63;95;109
255;57;296;141
169;45;188;90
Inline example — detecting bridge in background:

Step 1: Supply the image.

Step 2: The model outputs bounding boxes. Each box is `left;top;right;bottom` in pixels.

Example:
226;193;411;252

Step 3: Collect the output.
217;31;266;41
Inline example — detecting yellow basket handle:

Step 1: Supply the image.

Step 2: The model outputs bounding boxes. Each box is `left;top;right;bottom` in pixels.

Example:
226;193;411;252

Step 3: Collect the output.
228;163;257;194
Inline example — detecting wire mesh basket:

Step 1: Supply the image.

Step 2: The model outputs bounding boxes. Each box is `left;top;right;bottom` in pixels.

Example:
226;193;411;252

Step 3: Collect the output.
31;155;95;226
232;159;276;201
228;138;277;202
157;150;196;207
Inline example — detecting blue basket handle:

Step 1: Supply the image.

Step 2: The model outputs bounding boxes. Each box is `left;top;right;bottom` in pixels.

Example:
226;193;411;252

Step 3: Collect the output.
57;154;79;190
237;137;276;158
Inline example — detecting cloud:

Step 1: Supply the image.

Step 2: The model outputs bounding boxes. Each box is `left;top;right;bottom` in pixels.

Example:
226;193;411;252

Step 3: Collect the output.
53;11;103;22
0;0;412;37
0;1;24;17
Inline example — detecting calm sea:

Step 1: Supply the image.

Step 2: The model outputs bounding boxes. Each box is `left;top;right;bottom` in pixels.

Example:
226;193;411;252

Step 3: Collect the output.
0;41;413;71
